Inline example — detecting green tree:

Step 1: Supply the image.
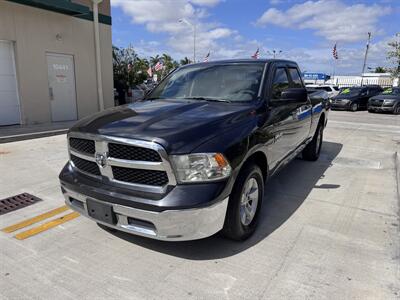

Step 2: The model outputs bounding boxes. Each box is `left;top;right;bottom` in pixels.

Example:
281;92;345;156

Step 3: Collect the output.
112;46;150;86
374;66;386;73
149;55;160;67
387;36;400;86
180;57;191;65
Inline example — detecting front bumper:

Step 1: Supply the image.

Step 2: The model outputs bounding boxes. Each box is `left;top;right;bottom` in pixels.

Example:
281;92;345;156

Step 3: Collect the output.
62;185;229;241
368;105;394;112
330;102;351;110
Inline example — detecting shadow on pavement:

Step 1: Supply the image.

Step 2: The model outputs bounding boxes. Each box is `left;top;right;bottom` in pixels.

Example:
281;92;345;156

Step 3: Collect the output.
103;141;343;260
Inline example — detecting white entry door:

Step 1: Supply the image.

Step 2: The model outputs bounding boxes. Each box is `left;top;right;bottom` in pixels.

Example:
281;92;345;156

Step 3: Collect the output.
0;40;20;126
46;53;77;122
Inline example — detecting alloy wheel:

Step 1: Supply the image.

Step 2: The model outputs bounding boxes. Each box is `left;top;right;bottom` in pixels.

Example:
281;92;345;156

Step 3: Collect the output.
240;177;259;226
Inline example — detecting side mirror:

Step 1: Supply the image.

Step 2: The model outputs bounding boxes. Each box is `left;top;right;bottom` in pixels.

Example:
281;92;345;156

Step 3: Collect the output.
270;88;307;106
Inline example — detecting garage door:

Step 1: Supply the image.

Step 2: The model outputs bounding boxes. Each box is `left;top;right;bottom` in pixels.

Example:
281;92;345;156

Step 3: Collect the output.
0;40;20;126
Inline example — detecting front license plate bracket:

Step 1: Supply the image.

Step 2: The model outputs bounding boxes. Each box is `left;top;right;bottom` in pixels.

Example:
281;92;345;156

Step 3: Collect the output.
86;199;116;225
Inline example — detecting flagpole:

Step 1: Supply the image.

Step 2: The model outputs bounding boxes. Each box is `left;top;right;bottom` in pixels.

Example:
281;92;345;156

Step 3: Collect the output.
361;32;371;86
333;44;337;81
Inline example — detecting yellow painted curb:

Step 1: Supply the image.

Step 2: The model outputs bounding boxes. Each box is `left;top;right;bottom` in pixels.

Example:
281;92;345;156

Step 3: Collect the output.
14;212;80;240
2;205;70;233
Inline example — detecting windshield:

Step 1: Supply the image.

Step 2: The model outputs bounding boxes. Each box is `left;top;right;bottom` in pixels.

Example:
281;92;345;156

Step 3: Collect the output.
147;63;265;102
339;87;363;96
381;87;400;95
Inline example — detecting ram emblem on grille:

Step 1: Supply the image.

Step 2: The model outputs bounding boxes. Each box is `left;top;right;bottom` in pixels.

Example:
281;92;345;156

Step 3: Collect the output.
95;153;107;168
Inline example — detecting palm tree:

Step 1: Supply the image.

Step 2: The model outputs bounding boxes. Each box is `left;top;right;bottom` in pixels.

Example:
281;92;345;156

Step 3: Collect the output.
162;54;174;71
149;55;160;67
180;56;191;65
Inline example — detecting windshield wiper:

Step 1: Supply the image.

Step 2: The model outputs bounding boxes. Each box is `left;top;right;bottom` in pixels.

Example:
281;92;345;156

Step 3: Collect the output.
185;96;231;103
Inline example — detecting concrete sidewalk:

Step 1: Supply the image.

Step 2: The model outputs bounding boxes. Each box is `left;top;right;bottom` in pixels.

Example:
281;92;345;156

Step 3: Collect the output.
0;121;75;143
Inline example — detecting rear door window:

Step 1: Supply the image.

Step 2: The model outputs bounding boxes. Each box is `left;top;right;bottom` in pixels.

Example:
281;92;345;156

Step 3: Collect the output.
271;67;290;99
288;68;303;88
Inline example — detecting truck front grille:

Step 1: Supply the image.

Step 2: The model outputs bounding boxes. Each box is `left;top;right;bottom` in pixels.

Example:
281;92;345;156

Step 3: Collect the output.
69;138;95;154
70;155;100;176
108;143;161;162
112;167;168;186
68;134;176;193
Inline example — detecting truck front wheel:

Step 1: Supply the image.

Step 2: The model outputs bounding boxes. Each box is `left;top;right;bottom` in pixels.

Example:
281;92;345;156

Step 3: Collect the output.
222;163;264;240
302;124;323;161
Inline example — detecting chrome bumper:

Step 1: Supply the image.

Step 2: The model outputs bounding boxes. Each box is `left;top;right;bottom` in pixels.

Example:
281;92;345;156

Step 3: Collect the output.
62;187;229;241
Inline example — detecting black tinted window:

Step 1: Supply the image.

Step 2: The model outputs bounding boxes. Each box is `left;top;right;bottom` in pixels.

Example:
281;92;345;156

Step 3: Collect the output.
272;68;289;99
288;68;303;88
148;64;264;102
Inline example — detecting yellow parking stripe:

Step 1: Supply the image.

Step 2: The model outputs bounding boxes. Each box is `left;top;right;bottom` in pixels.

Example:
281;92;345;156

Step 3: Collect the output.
14;212;80;240
1;205;70;233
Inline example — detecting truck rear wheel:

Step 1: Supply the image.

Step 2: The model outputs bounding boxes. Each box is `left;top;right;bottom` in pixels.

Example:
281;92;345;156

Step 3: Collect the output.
302;124;323;161
222;163;264;240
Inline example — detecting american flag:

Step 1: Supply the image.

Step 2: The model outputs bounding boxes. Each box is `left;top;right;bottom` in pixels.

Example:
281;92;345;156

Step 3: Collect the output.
203;52;210;62
333;43;338;60
147;66;153;77
154;61;163;71
251;48;260;59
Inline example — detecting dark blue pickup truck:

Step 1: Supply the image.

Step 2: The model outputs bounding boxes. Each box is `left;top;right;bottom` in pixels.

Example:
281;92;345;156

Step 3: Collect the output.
59;59;328;241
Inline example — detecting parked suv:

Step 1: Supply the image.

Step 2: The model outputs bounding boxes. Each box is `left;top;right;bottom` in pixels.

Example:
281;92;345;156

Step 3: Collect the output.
59;59;328;241
306;84;339;98
331;86;383;111
368;87;400;114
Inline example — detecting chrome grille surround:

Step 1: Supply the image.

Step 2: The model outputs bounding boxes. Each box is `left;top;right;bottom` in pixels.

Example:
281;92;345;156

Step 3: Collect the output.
67;132;177;194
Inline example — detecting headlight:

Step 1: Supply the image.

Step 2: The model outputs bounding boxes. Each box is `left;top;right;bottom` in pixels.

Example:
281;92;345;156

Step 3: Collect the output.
171;153;232;183
383;99;395;104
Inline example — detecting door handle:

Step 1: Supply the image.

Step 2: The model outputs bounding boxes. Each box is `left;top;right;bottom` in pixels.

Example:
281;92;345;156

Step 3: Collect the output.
49;87;54;101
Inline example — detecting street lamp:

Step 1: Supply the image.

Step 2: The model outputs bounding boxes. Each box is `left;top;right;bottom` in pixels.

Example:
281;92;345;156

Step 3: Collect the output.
267;49;282;59
179;18;196;63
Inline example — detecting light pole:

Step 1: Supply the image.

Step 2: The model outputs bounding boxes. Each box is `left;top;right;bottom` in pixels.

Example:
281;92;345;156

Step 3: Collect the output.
179;18;196;63
267;49;282;59
92;0;104;110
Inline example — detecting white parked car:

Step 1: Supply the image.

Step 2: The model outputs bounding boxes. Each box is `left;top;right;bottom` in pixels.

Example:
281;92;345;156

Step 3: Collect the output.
306;84;340;98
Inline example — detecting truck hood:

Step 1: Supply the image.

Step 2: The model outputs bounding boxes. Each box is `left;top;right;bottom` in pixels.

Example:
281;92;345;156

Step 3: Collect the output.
70;99;255;153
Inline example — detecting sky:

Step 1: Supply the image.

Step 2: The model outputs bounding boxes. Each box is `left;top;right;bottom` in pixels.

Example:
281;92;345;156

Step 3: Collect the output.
111;0;400;75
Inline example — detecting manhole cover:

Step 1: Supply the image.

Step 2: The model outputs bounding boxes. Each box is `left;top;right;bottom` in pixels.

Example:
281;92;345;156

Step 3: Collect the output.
0;193;42;215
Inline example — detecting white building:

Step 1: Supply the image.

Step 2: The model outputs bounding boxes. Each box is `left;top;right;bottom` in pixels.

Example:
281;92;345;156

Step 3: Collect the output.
326;73;395;88
0;0;113;126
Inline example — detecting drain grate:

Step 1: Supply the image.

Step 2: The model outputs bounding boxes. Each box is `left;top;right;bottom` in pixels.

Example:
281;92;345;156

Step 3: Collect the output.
0;193;42;215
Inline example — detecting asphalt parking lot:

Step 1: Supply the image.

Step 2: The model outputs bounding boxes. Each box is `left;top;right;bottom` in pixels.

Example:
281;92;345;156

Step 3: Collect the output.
1;110;399;299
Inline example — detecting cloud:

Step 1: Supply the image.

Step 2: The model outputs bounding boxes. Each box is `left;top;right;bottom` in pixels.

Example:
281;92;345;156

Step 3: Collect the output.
112;0;235;59
282;36;396;75
190;0;222;6
256;0;392;43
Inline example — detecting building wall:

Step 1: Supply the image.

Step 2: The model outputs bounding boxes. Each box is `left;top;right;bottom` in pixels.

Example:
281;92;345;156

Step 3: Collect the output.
0;0;113;125
328;75;394;88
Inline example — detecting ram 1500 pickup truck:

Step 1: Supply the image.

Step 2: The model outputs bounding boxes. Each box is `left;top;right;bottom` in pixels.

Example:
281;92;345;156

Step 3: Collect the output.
59;59;329;241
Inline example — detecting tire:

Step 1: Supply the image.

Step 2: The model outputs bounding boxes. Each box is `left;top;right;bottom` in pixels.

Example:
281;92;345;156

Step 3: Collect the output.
350;102;358;112
222;163;264;241
302;123;323;161
394;105;400;115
